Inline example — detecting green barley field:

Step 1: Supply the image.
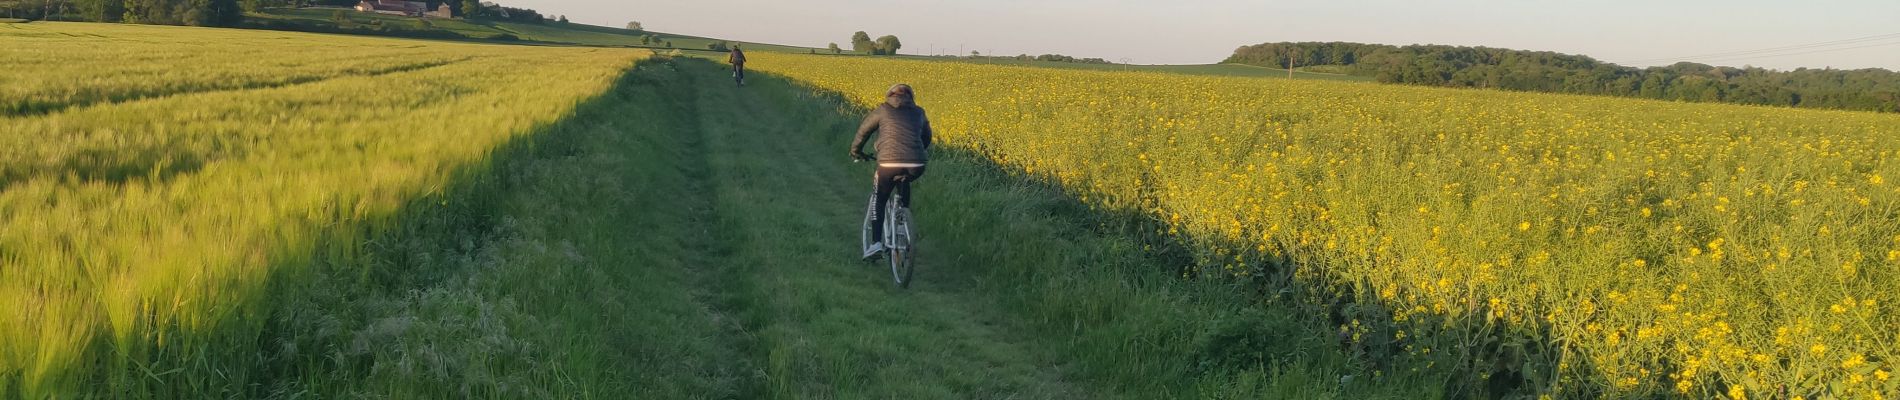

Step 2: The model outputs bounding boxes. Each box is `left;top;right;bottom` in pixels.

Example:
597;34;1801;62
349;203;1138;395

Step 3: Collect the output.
2;21;642;396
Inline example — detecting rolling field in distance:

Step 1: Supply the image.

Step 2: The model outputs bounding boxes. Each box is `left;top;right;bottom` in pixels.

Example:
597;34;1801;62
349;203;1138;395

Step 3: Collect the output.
0;22;642;396
749;53;1900;398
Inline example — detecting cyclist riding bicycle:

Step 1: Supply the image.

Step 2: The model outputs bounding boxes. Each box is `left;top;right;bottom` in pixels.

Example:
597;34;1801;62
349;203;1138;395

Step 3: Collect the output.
728;44;747;86
851;83;932;260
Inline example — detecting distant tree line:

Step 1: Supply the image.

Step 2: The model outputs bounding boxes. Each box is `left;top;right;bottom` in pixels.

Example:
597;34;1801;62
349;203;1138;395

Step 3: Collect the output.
1;0;240;25
942;52;1114;64
242;7;518;40
1226;41;1900;113
1019;54;1111;64
2;0;551;27
466;1;543;23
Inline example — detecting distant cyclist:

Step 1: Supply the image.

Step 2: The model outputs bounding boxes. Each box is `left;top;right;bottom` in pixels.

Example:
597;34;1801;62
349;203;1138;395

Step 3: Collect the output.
728;44;747;86
851;84;932;259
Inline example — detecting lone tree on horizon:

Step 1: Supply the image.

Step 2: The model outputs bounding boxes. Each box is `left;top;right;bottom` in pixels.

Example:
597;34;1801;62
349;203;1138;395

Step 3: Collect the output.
625;21;642;31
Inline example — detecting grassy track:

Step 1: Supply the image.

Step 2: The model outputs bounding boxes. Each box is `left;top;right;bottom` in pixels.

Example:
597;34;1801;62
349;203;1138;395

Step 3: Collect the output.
693;65;1091;399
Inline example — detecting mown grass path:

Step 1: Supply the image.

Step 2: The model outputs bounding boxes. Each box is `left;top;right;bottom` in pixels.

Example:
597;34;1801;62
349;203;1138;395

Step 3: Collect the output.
686;59;1097;399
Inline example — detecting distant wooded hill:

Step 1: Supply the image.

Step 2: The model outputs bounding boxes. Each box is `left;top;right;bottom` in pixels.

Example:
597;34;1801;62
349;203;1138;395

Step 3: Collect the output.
1226;42;1900;113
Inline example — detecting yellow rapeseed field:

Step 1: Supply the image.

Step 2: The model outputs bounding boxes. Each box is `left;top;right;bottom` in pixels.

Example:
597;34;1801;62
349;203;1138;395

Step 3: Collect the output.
751;53;1900;398
0;22;639;395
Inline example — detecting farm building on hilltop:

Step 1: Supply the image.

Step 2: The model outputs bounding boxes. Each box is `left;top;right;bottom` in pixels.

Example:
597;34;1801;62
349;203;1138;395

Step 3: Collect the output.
354;0;451;18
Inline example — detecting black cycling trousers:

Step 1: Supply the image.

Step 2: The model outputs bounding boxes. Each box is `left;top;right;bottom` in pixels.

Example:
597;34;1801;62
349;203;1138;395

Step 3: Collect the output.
871;165;926;242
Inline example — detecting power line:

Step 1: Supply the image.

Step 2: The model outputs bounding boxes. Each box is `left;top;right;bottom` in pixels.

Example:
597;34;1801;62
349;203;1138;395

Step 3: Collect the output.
1622;31;1900;65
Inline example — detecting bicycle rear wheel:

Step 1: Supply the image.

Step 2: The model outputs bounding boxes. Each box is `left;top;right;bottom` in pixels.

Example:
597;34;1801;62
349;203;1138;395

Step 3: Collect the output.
887;204;915;288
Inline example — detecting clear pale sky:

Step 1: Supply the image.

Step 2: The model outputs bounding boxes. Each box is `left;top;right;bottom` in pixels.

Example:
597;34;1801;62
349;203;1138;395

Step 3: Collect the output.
511;0;1900;70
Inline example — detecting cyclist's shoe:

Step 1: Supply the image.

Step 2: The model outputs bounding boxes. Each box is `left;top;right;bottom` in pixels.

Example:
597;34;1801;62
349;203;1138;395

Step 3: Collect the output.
862;242;885;260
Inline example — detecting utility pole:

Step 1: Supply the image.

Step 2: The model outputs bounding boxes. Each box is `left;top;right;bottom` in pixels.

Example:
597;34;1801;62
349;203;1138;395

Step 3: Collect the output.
1287;49;1297;79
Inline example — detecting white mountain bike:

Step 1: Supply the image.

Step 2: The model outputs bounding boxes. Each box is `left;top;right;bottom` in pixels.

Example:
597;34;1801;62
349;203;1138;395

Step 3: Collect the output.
855;155;917;288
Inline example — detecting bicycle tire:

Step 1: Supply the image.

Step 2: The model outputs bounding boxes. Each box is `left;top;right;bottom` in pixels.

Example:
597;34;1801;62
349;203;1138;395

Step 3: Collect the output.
887;201;915;288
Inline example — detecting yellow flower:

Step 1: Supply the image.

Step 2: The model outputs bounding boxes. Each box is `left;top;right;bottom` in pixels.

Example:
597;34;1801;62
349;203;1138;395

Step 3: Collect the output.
1519;221;1532;231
